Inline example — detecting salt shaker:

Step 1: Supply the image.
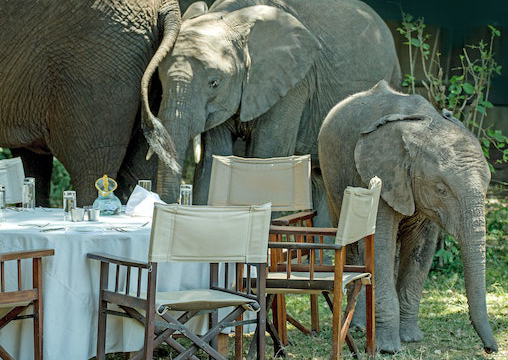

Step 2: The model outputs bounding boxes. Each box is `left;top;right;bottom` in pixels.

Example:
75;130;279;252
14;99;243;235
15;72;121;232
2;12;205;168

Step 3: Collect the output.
22;177;36;212
0;185;6;222
179;184;193;205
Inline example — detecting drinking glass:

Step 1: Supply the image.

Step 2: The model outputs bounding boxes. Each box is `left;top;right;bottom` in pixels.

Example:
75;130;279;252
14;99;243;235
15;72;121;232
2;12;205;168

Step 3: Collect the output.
22;177;36;212
0;185;6;222
63;190;77;222
179;184;193;205
137;180;152;192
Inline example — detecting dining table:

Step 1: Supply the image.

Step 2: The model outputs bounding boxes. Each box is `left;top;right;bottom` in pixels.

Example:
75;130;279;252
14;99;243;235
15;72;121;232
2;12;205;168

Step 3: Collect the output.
0;207;210;360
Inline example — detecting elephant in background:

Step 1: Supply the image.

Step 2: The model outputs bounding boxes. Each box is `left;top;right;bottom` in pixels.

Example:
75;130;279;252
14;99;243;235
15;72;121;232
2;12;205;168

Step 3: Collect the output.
318;80;498;353
0;0;182;205
140;0;401;226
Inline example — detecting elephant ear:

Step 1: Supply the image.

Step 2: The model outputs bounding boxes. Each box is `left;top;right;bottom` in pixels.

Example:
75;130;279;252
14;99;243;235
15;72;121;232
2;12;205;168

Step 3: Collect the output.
354;114;431;216
228;5;321;121
182;1;208;20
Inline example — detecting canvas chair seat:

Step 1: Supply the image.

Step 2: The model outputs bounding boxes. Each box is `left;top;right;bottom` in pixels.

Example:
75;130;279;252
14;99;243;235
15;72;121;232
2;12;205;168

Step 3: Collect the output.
265;271;371;295
154;289;259;312
0;300;32;309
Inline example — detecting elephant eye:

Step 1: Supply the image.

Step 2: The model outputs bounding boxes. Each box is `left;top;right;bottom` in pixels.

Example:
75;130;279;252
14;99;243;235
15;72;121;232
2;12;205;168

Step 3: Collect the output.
208;79;220;88
436;183;448;197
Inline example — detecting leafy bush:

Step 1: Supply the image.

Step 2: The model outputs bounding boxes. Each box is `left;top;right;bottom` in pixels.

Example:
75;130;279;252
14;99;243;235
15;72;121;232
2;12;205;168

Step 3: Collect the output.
397;14;507;171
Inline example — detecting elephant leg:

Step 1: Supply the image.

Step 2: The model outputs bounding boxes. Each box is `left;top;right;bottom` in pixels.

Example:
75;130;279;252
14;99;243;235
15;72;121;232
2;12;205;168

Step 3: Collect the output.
244;85;306;159
310;168;332;229
193;124;234;204
10;148;52;207
373;201;404;354
397;215;439;343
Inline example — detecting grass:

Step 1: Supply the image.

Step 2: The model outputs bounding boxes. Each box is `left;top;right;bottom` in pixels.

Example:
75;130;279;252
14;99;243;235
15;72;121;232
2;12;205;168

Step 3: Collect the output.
100;184;507;360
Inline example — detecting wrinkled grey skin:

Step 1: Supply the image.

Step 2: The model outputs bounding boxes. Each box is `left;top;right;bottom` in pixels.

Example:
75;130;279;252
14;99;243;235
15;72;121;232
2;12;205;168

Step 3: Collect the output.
141;0;400;226
318;80;498;354
0;0;181;205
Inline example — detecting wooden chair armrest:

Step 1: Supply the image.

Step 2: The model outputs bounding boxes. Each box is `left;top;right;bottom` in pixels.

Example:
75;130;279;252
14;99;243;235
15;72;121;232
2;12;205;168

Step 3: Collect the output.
269;225;337;237
271;210;317;226
268;242;342;251
0;249;54;261
87;252;151;269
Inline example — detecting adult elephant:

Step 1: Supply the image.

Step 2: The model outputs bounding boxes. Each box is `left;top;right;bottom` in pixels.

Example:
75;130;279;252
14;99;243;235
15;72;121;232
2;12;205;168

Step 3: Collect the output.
0;0;182;205
318;80;498;353
141;0;401;225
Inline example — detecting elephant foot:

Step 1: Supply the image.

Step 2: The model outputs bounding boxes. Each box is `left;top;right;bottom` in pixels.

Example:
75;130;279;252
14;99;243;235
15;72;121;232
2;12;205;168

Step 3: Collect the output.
376;326;402;354
400;320;424;343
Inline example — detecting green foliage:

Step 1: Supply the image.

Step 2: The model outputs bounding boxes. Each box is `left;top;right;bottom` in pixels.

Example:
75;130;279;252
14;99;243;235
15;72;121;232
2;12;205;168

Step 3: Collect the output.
50;158;71;208
397;14;508;169
432;234;463;275
0;147;12;160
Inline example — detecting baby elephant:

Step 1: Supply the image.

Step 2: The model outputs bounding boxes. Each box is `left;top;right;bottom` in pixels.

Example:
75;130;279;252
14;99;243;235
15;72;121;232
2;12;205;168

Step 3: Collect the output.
318;80;498;354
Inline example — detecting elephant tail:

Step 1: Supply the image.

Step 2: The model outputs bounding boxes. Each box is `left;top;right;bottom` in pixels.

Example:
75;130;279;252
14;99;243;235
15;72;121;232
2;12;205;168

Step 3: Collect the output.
141;0;181;173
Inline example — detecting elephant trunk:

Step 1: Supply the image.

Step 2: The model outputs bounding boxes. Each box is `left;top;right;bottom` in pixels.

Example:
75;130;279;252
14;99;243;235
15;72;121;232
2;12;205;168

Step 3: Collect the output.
140;0;181;173
455;202;498;353
157;80;201;202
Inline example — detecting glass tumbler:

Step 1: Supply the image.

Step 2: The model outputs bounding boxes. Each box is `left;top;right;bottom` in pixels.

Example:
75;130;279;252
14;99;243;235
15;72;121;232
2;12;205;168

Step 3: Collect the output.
22;177;36;212
137;180;152;192
0;185;6;222
63;190;77;222
179;184;193;205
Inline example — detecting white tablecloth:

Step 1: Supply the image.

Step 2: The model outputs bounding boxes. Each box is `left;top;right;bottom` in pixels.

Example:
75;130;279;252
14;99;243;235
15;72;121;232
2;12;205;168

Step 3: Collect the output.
0;208;209;360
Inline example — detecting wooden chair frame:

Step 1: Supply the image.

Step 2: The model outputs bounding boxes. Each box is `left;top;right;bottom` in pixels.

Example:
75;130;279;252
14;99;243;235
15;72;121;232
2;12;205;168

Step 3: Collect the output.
270;210;320;345
88;253;267;360
0;249;55;360
266;226;375;359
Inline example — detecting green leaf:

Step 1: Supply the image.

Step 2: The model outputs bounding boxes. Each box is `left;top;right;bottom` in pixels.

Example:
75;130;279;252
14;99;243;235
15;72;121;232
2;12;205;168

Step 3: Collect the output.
477;105;487;115
483;147;490;159
462;83;475;94
410;38;421;47
449;85;462;95
483;100;494;109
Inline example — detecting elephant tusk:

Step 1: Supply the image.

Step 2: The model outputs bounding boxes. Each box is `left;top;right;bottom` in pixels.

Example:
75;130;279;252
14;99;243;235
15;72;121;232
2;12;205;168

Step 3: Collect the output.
146;147;154;161
193;134;202;164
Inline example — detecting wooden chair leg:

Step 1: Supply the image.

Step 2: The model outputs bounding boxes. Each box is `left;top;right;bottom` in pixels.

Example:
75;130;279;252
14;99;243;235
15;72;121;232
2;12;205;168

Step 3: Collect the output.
310;294;319;333
331;248;345;360
143;264;157;360
272;294;288;346
96;262;109;360
366;283;376;357
235;315;244;359
33;257;43;360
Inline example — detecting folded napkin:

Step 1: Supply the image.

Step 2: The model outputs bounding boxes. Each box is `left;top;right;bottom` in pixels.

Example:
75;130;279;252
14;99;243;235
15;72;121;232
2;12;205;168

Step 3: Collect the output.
125;185;166;217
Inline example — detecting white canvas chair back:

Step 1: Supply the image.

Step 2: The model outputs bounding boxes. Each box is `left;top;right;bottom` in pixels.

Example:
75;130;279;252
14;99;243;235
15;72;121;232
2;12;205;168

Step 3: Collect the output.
0;157;25;204
148;203;272;263
208;155;312;212
335;177;382;246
